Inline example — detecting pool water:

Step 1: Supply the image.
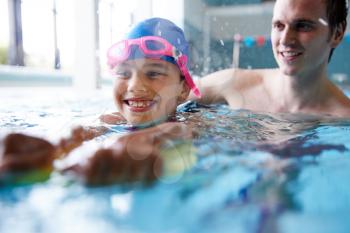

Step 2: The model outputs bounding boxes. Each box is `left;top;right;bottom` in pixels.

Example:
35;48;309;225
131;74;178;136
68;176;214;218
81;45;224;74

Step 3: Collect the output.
1;87;350;233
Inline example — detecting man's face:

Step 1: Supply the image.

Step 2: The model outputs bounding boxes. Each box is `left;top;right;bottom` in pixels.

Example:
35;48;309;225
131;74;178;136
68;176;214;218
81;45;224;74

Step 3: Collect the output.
271;0;336;77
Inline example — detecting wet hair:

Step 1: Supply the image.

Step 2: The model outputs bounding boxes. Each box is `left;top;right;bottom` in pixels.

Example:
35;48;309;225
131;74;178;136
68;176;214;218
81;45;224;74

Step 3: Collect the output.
325;0;348;61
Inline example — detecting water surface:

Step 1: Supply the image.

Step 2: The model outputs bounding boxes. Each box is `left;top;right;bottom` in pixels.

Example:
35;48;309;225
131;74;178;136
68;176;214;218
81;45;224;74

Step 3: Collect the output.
1;87;350;233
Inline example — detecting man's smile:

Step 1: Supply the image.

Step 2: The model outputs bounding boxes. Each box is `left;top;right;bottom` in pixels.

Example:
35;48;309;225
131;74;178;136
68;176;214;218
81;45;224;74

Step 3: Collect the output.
279;50;303;62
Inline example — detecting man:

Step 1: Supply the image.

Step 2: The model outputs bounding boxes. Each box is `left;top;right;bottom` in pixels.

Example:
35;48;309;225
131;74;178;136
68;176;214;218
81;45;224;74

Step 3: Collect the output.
191;0;350;117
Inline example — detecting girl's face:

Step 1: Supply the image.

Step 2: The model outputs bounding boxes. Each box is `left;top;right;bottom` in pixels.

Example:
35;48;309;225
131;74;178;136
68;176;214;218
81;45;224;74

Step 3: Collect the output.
112;58;190;126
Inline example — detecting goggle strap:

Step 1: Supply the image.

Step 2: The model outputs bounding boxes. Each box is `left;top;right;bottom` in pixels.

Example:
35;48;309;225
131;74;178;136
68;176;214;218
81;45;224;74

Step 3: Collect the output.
179;65;202;98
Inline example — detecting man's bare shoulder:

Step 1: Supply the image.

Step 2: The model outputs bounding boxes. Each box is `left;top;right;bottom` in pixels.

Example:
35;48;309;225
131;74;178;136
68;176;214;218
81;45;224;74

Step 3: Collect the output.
338;107;350;118
324;82;350;118
331;94;350;118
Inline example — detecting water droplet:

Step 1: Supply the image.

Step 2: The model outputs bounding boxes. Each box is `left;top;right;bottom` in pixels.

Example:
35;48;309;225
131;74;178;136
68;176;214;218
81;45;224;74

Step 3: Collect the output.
318;18;328;26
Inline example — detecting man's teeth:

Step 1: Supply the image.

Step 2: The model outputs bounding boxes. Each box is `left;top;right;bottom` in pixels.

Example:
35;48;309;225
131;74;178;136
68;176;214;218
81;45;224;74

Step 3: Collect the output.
282;51;300;57
128;101;152;108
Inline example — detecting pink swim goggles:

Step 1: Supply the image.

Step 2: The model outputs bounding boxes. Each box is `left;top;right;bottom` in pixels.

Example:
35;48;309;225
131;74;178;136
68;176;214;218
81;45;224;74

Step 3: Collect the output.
107;36;201;98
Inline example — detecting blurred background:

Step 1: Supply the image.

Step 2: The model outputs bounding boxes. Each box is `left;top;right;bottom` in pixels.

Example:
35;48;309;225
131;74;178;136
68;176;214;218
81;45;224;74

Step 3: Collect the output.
0;0;349;88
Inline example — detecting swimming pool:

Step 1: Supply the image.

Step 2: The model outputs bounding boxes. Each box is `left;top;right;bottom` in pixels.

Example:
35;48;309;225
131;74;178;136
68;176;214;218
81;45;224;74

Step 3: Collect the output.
1;86;350;233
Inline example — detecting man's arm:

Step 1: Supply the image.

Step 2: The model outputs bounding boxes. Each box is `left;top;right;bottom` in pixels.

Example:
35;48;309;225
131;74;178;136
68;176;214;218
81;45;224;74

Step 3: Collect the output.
188;68;243;104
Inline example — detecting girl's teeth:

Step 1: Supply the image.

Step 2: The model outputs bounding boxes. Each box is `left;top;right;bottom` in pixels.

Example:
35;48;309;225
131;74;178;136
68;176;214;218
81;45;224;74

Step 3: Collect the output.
128;101;152;107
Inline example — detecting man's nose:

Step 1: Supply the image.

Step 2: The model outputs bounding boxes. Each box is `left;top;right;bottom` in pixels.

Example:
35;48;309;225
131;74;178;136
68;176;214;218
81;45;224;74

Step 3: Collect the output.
280;27;297;46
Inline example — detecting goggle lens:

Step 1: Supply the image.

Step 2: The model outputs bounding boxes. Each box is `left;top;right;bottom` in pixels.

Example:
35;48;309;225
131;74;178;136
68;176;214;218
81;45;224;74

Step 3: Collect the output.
144;39;167;52
110;42;127;58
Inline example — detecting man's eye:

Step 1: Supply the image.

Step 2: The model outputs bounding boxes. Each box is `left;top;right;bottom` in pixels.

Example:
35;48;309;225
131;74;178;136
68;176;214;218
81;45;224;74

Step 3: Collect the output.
295;23;313;31
273;23;284;31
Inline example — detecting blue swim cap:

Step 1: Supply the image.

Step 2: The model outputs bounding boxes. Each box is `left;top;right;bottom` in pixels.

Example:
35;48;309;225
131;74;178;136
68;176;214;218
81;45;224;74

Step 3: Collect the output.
125;17;190;69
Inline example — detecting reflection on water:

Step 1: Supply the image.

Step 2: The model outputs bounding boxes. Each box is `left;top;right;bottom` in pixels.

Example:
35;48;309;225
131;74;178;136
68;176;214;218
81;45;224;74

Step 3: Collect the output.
1;87;350;233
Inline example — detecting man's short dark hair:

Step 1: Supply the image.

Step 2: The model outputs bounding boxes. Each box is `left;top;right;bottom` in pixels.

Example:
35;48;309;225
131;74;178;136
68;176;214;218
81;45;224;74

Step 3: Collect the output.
326;0;348;61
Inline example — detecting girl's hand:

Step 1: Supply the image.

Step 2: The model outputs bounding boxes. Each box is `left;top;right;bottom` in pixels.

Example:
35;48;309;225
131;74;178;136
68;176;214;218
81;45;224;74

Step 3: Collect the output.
59;122;194;186
0;133;55;183
99;112;126;124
